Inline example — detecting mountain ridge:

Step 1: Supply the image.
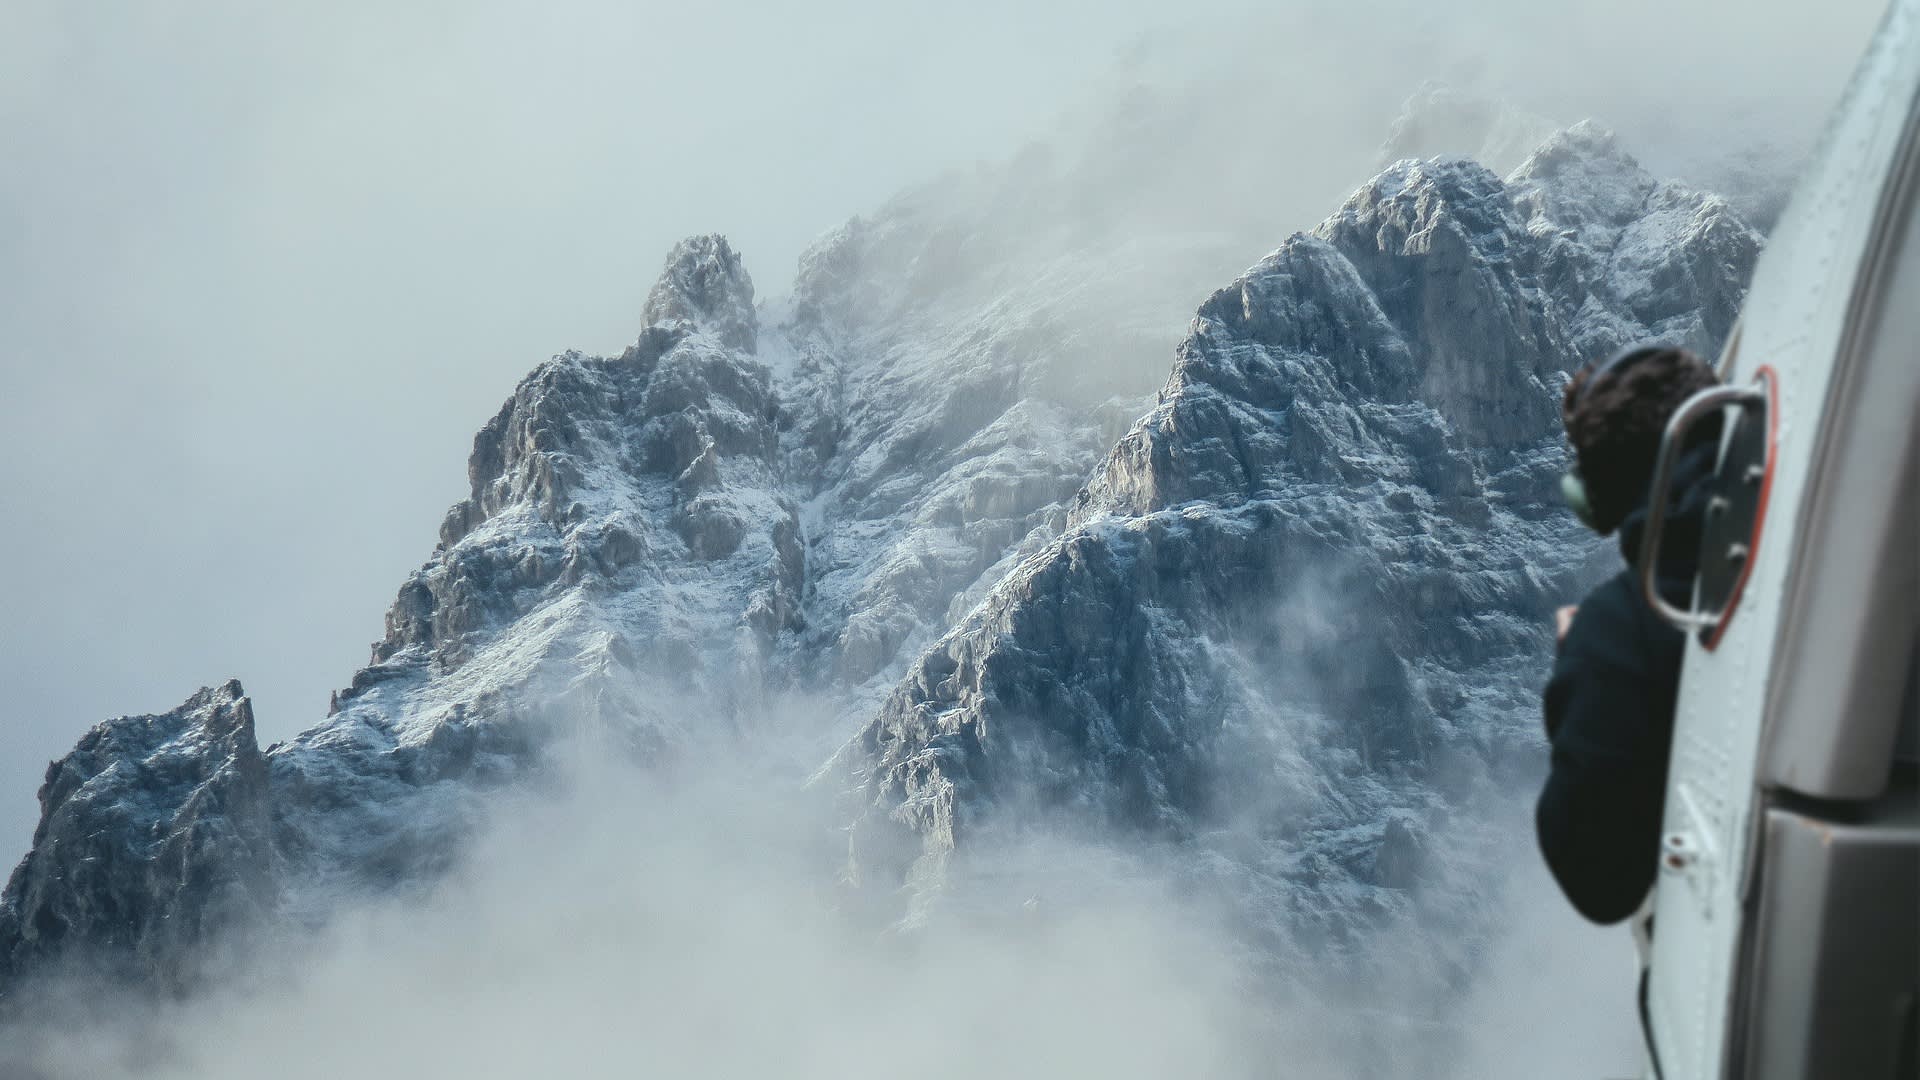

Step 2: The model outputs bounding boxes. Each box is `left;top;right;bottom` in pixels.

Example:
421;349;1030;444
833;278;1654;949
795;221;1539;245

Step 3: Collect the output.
0;122;1761;1003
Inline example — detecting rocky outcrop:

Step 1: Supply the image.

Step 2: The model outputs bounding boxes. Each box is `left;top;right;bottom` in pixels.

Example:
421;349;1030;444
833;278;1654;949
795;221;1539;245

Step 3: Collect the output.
0;682;273;988
779;214;1156;696
286;236;804;887
640;234;759;353
361;234;801;719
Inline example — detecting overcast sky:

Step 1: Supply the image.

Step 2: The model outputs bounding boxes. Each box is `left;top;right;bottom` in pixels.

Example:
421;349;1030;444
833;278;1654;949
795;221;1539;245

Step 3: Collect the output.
0;0;1885;866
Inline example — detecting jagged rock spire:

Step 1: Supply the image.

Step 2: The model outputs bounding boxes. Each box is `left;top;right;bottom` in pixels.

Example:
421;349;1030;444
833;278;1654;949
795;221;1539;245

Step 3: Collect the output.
641;234;758;353
0;681;273;987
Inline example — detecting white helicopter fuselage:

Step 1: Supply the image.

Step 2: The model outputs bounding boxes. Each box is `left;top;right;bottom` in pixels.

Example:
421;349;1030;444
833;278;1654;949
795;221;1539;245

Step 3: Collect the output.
1639;1;1920;1077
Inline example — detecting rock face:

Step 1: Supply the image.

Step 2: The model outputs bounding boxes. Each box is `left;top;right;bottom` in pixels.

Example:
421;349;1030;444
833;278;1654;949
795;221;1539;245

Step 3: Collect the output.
282;235;805;888
778;217;1150;697
0;682;272;986
0;128;1762;996
832;134;1759;959
363;234;799;731
641;234;760;354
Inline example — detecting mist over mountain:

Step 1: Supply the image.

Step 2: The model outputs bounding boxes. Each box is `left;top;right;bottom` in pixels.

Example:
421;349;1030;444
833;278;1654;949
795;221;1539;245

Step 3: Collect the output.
2;2;1881;902
829;121;1757;1026
0;70;1770;1070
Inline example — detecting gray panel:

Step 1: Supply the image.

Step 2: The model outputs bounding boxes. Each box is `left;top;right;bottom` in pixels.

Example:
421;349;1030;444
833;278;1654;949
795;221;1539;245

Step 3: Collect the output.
1762;86;1920;799
1897;638;1918;764
1741;797;1920;1079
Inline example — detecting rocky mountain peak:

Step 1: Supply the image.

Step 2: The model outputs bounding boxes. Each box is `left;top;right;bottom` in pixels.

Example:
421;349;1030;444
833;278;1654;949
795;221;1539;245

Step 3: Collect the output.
835;124;1762;960
1505;120;1661;242
641;234;758;353
1308;154;1568;451
0;680;273;987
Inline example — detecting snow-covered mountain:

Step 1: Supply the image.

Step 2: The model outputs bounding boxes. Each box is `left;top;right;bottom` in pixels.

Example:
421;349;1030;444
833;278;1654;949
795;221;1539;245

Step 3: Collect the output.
0;122;1759;1005
832;124;1756;991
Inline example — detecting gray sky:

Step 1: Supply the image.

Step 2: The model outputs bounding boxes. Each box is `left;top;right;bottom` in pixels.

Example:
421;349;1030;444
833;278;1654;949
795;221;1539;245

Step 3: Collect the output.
0;0;1885;866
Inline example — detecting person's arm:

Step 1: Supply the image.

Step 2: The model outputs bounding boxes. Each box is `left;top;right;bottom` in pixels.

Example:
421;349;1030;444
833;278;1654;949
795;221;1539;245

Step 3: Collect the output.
1536;593;1674;924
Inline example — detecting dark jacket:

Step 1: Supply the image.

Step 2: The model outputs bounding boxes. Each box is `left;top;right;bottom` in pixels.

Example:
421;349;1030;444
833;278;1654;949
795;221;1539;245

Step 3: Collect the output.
1536;445;1713;924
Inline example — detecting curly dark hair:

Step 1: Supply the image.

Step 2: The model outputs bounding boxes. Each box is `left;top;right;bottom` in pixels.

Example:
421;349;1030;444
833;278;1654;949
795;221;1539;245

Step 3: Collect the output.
1562;345;1720;535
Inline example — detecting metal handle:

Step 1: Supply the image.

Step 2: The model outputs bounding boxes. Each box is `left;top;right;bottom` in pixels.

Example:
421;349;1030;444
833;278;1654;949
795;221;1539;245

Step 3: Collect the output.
1640;384;1766;632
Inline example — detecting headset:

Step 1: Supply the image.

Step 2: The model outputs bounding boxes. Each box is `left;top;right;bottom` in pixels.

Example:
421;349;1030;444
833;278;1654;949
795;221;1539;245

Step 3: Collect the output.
1560;344;1668;529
